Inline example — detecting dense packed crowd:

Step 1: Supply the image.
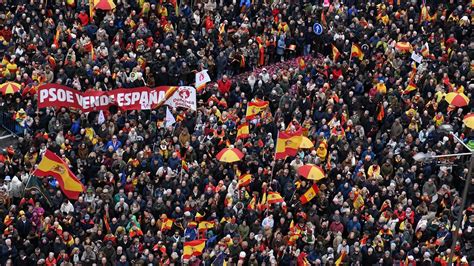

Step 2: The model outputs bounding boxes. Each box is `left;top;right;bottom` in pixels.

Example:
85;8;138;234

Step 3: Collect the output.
0;0;474;265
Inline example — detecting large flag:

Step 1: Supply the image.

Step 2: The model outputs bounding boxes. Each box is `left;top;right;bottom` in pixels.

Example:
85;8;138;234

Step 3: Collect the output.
24;176;53;206
165;107;176;127
332;44;341;62
300;183;319;205
267;192;284;204
32;150;85;200
236;122;250;140
275;129;303;160
183;239;206;260
350;43;364;60
238;174;252;187
246;99;269;120
195;70;211;92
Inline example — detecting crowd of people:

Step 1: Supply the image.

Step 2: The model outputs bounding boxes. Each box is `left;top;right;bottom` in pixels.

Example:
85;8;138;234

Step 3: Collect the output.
0;0;474;265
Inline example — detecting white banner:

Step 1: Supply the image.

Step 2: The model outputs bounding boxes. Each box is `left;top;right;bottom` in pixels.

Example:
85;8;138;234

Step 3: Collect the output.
165;86;197;111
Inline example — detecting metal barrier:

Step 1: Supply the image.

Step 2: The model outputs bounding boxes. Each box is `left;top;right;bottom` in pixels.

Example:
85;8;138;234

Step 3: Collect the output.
0;111;22;136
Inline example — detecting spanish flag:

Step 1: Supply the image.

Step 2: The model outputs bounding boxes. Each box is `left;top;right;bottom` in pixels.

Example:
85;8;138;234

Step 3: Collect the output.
236;122;250;140
421;42;430;57
258;191;267;211
161;218;174;231
238;174;252;187
403;82;417;94
89;0;95;22
395;41;413;53
267;192;284;204
183;239;206;259
332;44;341;62
321;10;327;28
353;191;365;209
335;250;346;266
198;221;214;231
298;58;306;70
247;195;257;210
246;99;269;120
32;150;85;200
181;160;189;172
53;27;61;48
195;212;204;221
376;103;385;122
350;43;364;60
300;183;319;205
275;129;303;160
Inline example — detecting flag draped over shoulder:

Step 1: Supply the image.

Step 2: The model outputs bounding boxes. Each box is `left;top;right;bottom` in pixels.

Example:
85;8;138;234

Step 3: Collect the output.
32;150;85;200
183;239;206;259
275;129;303;160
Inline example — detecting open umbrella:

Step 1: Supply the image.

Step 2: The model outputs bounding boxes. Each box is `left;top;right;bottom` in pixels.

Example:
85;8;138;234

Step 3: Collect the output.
445;92;469;107
216;148;244;163
0;82;21;95
94;0;116;10
298;164;326;181
299;136;314;149
463;113;474;129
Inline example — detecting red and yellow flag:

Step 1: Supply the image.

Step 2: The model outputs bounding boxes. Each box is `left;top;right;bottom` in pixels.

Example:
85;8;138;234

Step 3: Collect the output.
183;239;206;259
236;122;250;140
161;218;174;231
32;150;85;199
181;160;189;172
350;43;364;60
53;27;61;48
246;99;269;120
247;195;257;210
403;82;417;94
321;10;327;28
353;191;365;209
300;183;319;205
332;44;341;62
238;174;252;187
377;103;385;122
198;221;214;231
298;58;306;70
335;250;346;266
395;42;413;53
275;128;303;160
267;192;284;204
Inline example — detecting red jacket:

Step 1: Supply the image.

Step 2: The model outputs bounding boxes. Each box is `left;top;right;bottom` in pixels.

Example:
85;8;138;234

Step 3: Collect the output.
217;79;232;95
